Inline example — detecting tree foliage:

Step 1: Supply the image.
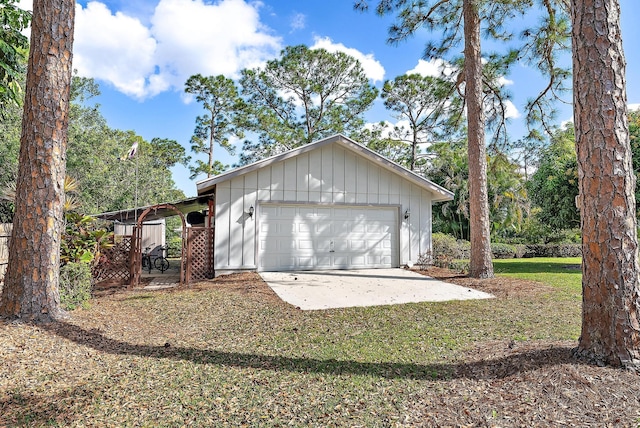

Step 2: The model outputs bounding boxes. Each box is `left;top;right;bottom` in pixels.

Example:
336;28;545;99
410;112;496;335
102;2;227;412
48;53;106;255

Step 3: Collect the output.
528;124;579;230
184;74;242;179
238;45;378;164
425;140;527;241
0;0;31;110
65;77;187;214
1;76;188;219
355;0;571;142
381;73;463;171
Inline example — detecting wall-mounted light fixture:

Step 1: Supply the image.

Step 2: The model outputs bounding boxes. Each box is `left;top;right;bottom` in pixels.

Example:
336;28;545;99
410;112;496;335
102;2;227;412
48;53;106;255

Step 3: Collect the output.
404;208;410;220
248;205;254;219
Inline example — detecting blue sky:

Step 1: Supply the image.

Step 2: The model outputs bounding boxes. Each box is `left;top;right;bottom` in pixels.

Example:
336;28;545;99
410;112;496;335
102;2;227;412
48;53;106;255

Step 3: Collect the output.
18;0;640;198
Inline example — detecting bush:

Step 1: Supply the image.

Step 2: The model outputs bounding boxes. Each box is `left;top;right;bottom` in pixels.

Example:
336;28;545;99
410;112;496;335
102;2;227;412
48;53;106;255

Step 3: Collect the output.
432;233;460;259
167;235;182;258
448;260;469;273
59;262;92;310
491;243;515;259
414;251;433;270
432;233;471;267
432;233;458;267
523;243;582;258
513;244;527;259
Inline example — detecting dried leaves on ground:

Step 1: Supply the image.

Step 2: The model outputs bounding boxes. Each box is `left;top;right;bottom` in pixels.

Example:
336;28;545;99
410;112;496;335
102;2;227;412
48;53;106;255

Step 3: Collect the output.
1;269;639;427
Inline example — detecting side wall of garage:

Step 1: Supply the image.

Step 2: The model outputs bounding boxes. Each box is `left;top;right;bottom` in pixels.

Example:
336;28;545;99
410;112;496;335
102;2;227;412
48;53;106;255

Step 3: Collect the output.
212;142;433;274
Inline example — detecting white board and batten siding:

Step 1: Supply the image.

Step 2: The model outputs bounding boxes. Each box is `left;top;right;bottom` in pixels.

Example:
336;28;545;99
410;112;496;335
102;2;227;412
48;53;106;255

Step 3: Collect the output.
114;220;166;257
210;137;447;274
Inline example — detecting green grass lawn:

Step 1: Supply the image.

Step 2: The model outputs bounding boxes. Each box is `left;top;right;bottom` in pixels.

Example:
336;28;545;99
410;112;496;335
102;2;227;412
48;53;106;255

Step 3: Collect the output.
495;257;582;299
2;258;619;427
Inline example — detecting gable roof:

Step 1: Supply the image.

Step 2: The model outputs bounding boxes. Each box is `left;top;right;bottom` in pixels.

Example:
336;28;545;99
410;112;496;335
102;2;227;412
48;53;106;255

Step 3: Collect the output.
196;134;454;202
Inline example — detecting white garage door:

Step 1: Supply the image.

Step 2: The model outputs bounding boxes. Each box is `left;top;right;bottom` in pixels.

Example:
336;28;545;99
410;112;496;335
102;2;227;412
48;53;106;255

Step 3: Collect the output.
258;204;399;271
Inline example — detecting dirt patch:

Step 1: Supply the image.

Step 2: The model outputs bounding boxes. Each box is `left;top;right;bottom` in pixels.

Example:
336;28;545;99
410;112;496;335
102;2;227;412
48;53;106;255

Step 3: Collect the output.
415;266;553;298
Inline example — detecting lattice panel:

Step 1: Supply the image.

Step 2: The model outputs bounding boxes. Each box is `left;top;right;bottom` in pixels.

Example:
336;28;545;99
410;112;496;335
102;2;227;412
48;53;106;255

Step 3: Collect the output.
187;227;212;282
93;235;132;286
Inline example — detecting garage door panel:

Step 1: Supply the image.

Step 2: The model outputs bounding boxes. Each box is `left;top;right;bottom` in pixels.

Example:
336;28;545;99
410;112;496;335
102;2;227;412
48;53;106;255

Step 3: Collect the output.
350;240;366;250
279;206;296;217
258;204;398;271
298;240;313;250
316;256;332;267
367;255;382;265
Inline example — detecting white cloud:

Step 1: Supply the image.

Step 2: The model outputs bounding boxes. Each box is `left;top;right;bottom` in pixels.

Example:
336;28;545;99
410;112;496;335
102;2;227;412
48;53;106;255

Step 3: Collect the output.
496;76;514;86
74;2;158;98
504;100;520;119
560;117;574;128
290;12;306;32
17;0;32;11
407;58;457;79
72;0;282;100
629;103;640;111
311;36;385;83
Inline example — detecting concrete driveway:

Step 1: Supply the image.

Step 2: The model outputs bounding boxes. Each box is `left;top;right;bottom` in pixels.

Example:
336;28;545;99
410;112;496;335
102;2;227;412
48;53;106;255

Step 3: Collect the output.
259;268;494;310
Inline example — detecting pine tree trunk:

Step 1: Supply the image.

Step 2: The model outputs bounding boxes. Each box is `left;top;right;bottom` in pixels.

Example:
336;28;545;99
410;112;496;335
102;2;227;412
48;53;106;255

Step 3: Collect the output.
573;0;640;367
0;0;75;322
463;0;494;279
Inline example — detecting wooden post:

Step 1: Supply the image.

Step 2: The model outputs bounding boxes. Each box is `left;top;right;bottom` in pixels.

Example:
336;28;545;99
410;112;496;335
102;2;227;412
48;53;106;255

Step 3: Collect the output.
208;198;214;278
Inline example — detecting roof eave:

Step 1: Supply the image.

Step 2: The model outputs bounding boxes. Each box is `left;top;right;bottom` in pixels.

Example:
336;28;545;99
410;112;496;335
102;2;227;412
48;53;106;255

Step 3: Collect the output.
196;134;455;202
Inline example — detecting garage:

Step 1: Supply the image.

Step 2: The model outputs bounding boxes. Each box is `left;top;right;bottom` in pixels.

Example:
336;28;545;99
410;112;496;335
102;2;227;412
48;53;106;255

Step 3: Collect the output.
258;204;398;271
195;134;454;277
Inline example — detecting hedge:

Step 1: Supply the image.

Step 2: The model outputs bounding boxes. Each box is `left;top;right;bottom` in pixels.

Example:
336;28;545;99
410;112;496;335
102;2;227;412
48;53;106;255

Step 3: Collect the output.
430;234;582;265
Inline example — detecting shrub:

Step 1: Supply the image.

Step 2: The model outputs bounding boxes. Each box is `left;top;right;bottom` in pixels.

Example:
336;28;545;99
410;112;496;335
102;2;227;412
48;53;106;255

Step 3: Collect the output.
433;233;459;258
456;239;471;259
431;233;472;267
59;262;92;310
513;244;527;259
414;251;433;270
448;260;469;273
523;243;582;258
491;243;516;259
167;235;182;258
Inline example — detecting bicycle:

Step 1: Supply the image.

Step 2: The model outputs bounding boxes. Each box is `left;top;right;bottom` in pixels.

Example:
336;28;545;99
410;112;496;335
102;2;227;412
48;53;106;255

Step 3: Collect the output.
153;245;170;273
141;244;154;274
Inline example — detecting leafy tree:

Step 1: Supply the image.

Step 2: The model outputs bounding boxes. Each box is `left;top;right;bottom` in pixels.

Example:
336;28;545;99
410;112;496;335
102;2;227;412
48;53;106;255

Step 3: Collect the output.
0;0;76;322
238;45;378;164
0;0;31;110
426;140;528;241
184;74;242;179
354;0;570;278
66;77;187;214
0;94;22;222
358;123;414;168
528;124;579;230
628;109;640;208
572;0;640;368
487;150;528;238
381;73;463;171
426;140;470;240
